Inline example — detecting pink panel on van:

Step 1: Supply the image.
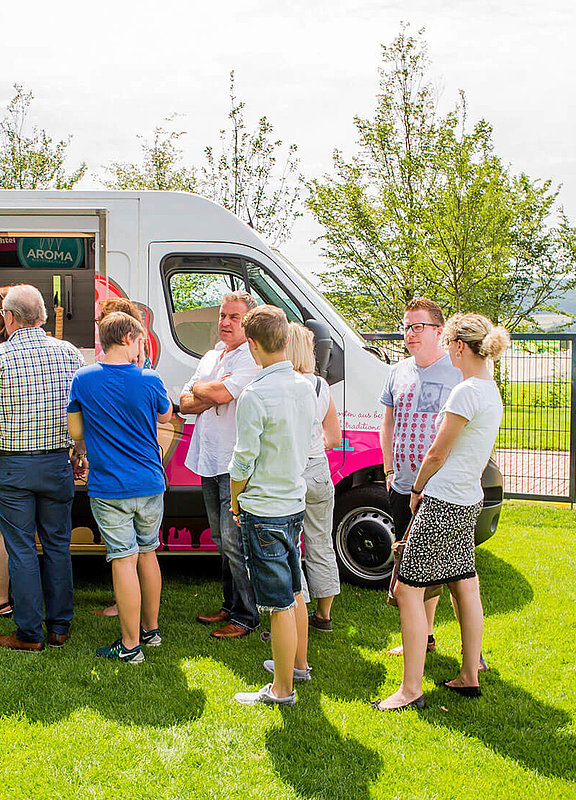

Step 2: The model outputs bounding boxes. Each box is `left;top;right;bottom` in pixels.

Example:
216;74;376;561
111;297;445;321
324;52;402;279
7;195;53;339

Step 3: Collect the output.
329;431;382;484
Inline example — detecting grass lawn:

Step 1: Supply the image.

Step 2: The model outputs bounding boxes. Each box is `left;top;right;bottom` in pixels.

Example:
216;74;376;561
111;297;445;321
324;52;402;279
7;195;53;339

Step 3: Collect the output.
0;502;574;799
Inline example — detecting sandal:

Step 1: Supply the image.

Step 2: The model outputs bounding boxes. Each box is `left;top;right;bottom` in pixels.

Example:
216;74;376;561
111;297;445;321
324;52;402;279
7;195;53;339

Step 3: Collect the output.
0;601;13;617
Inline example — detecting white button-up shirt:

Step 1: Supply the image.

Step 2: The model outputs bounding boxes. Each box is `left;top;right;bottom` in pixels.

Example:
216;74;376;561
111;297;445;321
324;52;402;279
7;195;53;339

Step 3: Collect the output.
228;361;317;517
183;341;260;477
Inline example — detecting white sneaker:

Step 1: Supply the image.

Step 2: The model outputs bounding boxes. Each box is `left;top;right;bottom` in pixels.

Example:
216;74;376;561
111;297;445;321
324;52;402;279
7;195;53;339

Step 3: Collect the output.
234;682;296;706
263;660;311;682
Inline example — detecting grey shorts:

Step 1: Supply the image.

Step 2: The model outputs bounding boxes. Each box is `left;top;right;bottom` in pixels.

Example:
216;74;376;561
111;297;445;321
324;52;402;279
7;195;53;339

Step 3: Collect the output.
90;494;164;562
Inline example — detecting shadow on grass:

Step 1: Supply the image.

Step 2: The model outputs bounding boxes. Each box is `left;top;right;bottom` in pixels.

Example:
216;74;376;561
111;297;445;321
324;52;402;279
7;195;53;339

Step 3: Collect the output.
267;688;381;800
432;547;534;625
423;654;576;782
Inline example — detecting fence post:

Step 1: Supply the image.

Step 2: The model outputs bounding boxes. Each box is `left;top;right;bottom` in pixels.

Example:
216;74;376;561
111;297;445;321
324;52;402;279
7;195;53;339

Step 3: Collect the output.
570;340;576;507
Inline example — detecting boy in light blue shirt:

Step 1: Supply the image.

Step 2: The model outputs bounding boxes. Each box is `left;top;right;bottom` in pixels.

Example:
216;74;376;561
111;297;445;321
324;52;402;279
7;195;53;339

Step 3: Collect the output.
229;306;316;706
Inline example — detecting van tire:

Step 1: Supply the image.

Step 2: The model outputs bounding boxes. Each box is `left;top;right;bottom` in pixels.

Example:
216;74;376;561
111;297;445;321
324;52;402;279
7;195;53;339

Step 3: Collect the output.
332;485;395;589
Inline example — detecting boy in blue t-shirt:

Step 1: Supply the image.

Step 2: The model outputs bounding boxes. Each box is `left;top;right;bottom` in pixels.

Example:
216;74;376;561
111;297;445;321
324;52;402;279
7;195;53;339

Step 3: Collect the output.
67;312;172;663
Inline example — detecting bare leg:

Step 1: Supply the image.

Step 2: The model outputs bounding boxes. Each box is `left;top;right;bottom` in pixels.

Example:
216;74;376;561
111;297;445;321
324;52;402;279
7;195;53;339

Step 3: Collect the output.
294;592;309;671
387;593;438;656
447;576;483;687
378;583;427;709
137;550;161;632
270;605;298;698
425;595;439;636
315;595;334;620
111;554;141;650
0;535;10;606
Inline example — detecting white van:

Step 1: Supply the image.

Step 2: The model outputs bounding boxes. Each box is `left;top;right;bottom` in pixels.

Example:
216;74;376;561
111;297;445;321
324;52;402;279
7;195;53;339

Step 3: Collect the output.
0;191;503;587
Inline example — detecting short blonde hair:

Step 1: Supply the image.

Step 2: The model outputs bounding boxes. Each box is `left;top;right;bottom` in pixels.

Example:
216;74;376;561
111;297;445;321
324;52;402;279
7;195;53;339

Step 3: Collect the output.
285;322;315;374
242;305;289;353
443;313;510;360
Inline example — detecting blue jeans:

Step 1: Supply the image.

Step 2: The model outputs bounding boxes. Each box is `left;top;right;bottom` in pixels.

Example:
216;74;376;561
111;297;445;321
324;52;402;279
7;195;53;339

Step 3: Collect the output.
202;475;259;630
0;452;75;643
240;510;304;612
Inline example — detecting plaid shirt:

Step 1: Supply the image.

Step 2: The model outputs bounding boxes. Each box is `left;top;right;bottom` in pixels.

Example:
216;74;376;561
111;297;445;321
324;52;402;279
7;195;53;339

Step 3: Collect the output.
0;327;85;451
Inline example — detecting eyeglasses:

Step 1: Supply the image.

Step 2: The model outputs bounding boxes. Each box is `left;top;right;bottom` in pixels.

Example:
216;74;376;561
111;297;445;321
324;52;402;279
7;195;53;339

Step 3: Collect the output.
398;323;441;335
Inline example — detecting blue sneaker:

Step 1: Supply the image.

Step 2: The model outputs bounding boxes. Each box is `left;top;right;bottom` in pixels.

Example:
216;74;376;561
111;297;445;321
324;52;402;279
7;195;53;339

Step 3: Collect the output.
96;638;145;664
140;627;162;647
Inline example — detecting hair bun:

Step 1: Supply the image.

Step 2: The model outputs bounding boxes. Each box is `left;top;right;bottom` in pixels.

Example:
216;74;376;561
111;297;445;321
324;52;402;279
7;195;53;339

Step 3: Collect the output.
479;326;510;361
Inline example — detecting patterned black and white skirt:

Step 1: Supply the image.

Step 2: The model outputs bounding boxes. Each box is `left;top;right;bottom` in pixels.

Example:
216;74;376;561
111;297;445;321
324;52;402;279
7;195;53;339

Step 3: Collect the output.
398;495;483;587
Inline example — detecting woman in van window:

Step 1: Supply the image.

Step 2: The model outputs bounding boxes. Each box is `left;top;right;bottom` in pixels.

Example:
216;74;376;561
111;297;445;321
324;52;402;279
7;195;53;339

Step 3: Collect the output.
375;313;509;711
98;298;152;368
286;322;342;631
0;287;13;617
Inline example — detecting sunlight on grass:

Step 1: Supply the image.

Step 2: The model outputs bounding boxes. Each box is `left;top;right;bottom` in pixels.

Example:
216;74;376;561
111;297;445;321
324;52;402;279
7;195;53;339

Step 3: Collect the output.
0;502;573;798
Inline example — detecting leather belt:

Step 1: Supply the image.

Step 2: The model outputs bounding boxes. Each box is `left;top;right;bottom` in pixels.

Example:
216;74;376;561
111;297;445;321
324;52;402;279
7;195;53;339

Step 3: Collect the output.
0;448;69;456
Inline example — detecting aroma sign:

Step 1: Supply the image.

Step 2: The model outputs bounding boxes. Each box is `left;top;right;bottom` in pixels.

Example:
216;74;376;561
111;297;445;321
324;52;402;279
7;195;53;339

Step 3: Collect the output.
17;237;84;269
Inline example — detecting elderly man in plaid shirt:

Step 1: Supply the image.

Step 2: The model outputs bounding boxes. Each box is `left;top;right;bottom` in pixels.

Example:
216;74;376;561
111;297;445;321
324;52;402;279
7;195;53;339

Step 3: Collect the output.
0;284;85;652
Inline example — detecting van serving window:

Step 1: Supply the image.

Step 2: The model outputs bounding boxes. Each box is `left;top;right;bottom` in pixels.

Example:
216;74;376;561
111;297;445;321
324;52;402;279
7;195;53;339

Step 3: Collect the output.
162;254;304;357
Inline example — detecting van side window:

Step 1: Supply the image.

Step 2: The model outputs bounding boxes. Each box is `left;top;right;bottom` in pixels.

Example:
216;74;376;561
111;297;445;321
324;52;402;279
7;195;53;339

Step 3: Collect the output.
162;254;304;357
244;261;304;324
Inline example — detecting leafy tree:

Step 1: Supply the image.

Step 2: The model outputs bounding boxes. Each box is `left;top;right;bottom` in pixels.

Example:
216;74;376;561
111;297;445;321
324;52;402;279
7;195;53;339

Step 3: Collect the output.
307;28;576;331
0;84;86;189
102;116;196;191
201;72;301;246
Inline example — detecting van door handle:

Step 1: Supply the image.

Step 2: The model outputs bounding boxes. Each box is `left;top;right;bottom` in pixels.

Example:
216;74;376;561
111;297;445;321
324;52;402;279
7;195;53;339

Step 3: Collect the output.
64;275;73;319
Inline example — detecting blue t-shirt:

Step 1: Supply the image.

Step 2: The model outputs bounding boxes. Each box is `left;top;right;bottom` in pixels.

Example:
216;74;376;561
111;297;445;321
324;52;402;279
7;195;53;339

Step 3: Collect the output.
67;363;171;499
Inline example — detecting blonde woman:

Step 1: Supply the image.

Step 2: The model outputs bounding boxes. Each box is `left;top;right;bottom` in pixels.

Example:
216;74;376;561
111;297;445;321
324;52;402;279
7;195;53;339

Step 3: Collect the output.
286;322;342;630
375;313;509;711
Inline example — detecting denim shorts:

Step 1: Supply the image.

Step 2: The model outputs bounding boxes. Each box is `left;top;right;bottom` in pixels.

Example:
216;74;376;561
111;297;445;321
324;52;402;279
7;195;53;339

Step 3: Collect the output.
240;510;304;612
90;494;164;562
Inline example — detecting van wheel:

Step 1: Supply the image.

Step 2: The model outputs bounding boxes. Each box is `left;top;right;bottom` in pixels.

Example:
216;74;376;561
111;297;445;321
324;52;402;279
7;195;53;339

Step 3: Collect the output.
333;485;395;589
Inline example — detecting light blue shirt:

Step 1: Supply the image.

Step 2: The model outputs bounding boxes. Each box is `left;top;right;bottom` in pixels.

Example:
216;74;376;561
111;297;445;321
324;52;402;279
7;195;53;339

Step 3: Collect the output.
228;361;316;517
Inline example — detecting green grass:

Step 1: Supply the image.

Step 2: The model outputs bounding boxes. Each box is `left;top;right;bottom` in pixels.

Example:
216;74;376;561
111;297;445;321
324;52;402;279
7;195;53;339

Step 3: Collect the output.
0;502;575;799
494;381;571;451
496;406;570;450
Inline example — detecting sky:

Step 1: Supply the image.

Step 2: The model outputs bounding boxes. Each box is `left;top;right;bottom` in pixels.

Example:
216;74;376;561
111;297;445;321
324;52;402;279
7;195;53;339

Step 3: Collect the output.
1;0;575;280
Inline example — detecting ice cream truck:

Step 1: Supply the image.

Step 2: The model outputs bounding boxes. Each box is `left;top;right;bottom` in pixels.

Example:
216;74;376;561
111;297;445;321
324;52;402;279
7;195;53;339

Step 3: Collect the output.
0;191;503;588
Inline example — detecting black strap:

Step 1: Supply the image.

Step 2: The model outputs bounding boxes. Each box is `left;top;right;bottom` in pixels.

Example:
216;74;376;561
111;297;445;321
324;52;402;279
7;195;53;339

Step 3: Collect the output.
315;375;322;397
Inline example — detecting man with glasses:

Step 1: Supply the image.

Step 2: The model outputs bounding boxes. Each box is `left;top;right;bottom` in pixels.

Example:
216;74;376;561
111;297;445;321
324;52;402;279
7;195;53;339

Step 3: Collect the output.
380;297;460;656
0;284;85;652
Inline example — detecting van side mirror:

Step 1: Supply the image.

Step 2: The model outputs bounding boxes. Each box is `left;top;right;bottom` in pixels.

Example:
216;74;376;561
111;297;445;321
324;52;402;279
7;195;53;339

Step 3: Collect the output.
305;319;333;378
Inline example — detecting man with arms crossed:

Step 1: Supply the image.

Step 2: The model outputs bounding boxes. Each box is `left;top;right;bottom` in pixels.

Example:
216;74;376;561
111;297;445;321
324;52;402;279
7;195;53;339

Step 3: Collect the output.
230;306;316;706
180;291;260;639
68;312;172;663
380;298;459;656
0;284;85;652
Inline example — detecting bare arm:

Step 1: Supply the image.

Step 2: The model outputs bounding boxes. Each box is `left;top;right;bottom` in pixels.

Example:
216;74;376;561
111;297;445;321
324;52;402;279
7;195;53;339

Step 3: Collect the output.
379;405;395;490
322;397;342;450
230;478;249;517
157;402;173;424
67;411;84;441
192;379;234;406
179;390;214;415
410;411;467;512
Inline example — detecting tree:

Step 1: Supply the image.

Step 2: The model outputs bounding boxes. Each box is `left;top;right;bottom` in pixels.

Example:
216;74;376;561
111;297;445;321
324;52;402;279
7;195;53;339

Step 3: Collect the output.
102;116;197;192
201;72;301;246
0;84;86;189
307;28;576;331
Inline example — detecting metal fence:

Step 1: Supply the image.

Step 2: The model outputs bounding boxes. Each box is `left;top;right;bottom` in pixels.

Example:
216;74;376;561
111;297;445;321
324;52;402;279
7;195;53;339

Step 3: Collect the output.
362;332;576;503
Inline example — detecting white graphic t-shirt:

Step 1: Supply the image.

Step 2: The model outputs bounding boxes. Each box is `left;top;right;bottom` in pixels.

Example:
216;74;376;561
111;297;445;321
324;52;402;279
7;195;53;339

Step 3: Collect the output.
379;354;461;494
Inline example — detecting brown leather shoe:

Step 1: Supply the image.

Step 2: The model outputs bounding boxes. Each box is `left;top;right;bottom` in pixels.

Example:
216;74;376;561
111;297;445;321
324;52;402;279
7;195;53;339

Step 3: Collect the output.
196;610;231;625
210;622;251;639
0;633;44;652
47;632;70;648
